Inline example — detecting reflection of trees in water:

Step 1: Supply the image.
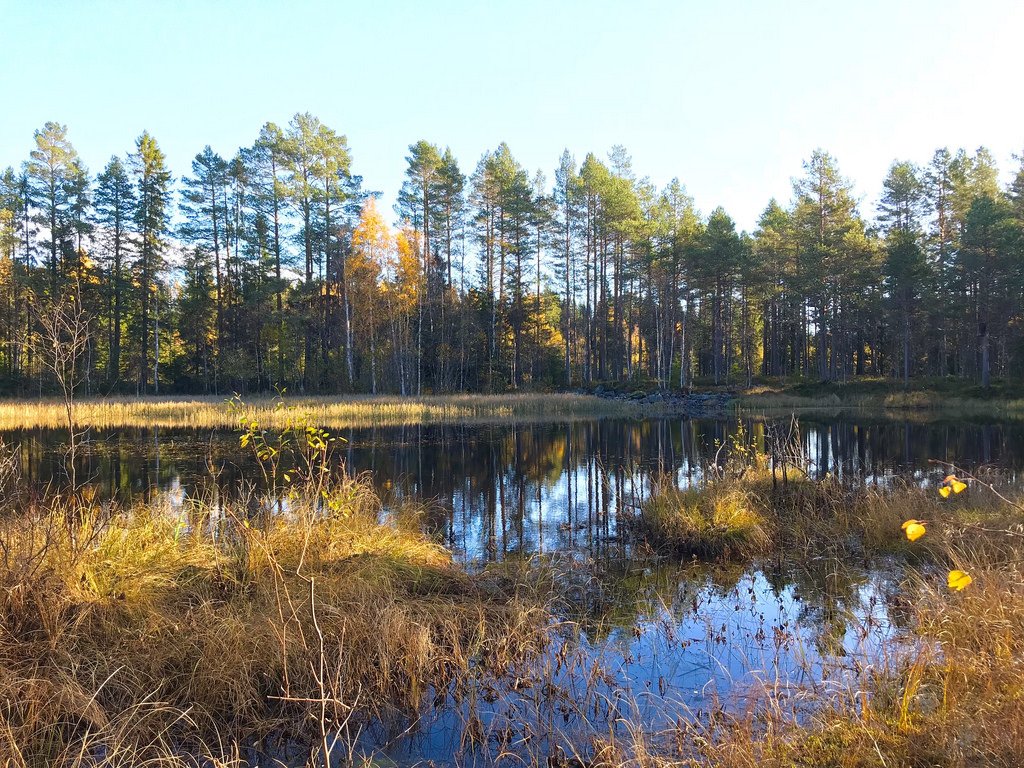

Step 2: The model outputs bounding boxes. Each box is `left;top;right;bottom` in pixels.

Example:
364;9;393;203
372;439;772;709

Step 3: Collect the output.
763;558;866;657
549;560;708;641
8;418;1024;563
540;552;907;673
762;556;911;659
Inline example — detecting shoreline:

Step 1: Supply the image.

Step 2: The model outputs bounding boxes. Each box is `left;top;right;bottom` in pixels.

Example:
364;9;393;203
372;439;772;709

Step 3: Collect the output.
3;384;1024;430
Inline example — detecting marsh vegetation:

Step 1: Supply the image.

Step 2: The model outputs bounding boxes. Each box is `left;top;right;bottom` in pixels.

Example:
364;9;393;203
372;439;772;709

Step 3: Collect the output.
0;392;647;431
2;401;1024;767
736;378;1024;418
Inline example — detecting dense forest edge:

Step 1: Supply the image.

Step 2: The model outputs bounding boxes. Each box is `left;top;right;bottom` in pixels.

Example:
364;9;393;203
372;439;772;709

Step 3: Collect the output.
2;117;1023;398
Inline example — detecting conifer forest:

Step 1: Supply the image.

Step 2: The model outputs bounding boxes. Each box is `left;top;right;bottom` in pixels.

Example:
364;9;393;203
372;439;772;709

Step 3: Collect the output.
4;118;1023;396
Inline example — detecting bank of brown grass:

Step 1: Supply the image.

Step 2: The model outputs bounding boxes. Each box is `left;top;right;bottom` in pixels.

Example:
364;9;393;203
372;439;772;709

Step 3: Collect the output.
0;392;642;431
0;477;547;766
737;379;1024;418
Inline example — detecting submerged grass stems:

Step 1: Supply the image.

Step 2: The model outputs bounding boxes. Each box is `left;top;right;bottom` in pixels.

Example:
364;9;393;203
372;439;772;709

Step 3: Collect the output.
0;474;549;766
0;392;648;430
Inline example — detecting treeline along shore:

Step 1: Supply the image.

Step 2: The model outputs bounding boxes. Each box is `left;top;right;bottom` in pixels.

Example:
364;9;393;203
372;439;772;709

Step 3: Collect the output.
2;118;1023;397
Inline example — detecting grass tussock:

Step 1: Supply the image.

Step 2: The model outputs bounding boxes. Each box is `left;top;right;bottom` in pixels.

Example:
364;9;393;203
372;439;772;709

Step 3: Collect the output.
0;476;547;766
0;392;644;430
639;483;770;559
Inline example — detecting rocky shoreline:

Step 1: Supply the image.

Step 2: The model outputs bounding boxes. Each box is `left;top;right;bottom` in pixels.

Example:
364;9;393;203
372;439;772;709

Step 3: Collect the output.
586;386;735;417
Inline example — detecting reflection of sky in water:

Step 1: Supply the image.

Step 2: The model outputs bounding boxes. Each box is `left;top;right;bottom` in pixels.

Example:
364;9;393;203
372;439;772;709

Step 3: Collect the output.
344;563;908;766
2;417;992;764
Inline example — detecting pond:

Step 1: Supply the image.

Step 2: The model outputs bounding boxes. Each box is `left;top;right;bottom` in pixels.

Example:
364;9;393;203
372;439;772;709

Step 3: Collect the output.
3;414;1018;764
7;416;1023;564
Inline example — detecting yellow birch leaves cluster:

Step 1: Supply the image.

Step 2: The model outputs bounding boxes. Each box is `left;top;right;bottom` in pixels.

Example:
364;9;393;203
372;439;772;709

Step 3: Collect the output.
902;474;972;591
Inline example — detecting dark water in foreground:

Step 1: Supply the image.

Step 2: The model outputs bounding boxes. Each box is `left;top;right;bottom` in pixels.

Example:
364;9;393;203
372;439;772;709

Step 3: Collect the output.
4;415;1019;764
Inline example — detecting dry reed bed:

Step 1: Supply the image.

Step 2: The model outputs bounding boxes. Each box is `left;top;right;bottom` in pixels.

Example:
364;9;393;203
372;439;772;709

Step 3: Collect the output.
0;393;642;430
0;477;548;766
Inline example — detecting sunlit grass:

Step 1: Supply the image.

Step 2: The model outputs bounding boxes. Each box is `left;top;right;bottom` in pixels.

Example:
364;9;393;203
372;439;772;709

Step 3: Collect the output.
0;392;646;429
0;476;546;765
640;484;770;559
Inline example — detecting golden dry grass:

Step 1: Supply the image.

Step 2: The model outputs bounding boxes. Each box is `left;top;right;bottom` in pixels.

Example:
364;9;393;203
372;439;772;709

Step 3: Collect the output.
0;476;547;766
737;384;1024;418
639;483;771;559
0;393;644;430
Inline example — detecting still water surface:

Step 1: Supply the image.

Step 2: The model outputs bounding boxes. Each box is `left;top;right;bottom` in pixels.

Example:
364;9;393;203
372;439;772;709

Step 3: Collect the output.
4;415;1018;763
7;416;1022;563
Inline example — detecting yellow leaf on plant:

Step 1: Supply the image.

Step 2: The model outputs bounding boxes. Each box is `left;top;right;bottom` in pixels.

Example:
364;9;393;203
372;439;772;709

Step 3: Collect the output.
951;480;967;494
944;474;958;484
901;520;927;542
939;486;951;498
947;570;973;591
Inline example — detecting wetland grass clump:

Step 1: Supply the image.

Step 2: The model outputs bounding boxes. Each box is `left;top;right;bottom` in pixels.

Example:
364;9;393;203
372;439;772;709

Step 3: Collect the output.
640;484;770;559
0;476;548;766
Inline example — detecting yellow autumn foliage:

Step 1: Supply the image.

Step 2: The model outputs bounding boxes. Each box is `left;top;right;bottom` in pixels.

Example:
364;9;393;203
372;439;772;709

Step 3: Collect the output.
947;570;974;591
901;519;927;542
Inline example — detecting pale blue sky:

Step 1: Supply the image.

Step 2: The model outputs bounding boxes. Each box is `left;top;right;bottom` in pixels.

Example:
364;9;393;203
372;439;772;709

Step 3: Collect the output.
1;0;1022;230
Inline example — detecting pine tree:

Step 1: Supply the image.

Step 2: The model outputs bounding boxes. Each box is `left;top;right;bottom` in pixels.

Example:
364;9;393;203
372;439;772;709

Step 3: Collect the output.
25;122;82;299
961;193;1013;387
879;161;927;384
180;146;229;386
249;123;291;387
553;150;580;385
130;132;172;394
95;156;135;385
792;150;864;380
